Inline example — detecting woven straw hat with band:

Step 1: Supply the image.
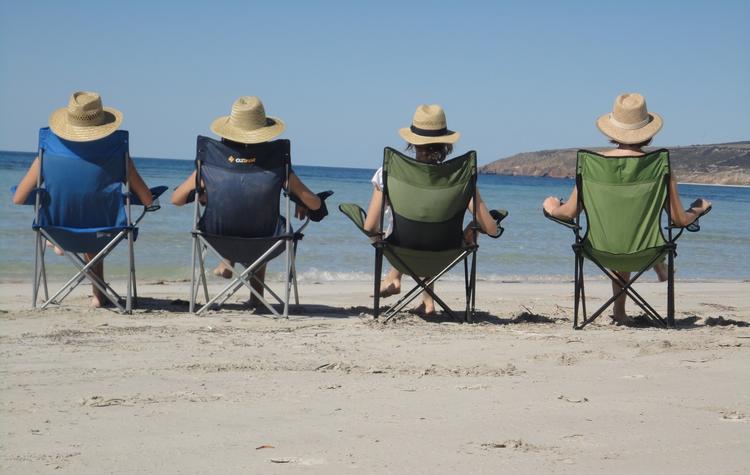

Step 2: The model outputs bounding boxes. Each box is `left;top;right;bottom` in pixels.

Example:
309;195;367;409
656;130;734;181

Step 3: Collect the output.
399;104;460;145
596;93;663;144
49;91;123;142
210;96;285;144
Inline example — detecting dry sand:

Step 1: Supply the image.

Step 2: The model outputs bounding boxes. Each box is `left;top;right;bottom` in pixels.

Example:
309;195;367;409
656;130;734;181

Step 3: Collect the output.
1;279;749;474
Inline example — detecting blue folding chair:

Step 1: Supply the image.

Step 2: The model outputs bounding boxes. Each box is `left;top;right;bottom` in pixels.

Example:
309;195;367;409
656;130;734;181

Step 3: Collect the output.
14;127;166;313
187;136;331;317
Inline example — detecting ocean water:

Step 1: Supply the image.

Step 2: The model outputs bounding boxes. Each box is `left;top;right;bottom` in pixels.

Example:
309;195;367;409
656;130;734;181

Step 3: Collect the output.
1;151;748;283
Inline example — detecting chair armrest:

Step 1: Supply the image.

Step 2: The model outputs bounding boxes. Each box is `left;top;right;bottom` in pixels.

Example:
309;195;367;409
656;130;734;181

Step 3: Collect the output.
543;208;581;231
338;203;382;238
184;187;205;204
125;186;168;205
473;209;508;239
668;204;712;233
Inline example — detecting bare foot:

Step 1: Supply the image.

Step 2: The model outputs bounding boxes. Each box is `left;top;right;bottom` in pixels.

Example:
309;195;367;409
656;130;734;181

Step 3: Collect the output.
610;312;633;326
413;301;436;317
90;293;111;308
213;264;233;279
378;280;401;298
90;295;103;308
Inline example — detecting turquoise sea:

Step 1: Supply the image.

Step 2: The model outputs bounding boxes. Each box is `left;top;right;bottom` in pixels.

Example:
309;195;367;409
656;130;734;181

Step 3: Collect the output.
1;151;748;283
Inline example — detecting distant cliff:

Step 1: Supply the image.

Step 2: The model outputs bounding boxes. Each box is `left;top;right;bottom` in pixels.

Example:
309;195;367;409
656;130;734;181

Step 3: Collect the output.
480;142;750;186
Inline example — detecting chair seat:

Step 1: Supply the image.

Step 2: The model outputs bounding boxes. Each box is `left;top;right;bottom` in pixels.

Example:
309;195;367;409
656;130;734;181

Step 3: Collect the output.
34;225;137;253
384;244;467;277
583;241;666;273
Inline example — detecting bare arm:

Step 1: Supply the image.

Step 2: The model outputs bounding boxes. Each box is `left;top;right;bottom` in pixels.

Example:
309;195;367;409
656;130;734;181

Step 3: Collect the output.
543;186;579;220
668;178;711;227
12;157;41;205
364;186;384;234
171;170;199;206
467;189;498;236
288;173;321;210
128;159;153;207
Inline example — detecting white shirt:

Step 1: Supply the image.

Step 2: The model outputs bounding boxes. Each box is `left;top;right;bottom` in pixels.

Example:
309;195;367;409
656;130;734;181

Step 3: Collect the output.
371;167;393;238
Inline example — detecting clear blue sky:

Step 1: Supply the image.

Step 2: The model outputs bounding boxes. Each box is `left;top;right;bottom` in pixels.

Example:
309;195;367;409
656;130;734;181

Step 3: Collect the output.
1;0;748;167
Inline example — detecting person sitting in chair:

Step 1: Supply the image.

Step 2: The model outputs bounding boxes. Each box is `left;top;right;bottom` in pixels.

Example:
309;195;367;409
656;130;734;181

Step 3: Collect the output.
171;96;327;308
542;92;711;324
13;91;154;308
363;104;499;316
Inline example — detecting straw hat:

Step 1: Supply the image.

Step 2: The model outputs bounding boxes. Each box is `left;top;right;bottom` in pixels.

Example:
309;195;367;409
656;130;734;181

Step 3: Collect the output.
399;104;460;145
596;93;663;144
210;96;285;144
48;91;123;142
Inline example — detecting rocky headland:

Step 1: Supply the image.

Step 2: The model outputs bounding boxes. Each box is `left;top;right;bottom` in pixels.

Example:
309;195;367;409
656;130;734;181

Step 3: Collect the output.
480;141;750;185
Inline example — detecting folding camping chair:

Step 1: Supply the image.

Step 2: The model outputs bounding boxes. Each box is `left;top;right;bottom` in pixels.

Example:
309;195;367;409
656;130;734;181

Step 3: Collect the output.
340;147;506;323
188;136;329;317
15;127;166;313
544;149;712;329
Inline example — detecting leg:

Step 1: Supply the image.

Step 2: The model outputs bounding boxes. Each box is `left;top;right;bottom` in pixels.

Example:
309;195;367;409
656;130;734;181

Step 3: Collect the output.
249;264;267;308
611;270;631;323
213;260;234;278
85;253;106;308
654;260;668;282
378;268;402;298
414;280;436;316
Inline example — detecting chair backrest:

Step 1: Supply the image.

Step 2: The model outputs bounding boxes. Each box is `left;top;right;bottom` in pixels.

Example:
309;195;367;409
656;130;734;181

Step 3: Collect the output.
196;136;290;237
382;147;476;251
578;149;670;255
37;127;129;229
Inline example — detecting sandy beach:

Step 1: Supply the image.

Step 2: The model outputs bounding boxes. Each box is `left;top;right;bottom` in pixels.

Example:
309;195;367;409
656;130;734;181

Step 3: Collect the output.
1;278;748;473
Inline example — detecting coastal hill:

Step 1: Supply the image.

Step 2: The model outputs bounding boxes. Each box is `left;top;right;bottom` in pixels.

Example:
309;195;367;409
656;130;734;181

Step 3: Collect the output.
480;141;750;185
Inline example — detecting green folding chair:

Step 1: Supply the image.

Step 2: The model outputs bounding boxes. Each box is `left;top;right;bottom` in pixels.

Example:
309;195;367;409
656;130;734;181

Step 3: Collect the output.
545;149;711;329
340;147;505;322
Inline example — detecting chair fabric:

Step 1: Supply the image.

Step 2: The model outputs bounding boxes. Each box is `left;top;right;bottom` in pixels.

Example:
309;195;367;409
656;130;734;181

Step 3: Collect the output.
384;147;475;258
36;127;131;253
578;150;669;272
195;136;293;264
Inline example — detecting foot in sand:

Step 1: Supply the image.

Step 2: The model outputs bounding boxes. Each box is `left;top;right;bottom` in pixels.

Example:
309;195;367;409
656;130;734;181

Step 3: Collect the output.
213;263;233;279
90;292;113;309
610;312;633;326
413;301;436;317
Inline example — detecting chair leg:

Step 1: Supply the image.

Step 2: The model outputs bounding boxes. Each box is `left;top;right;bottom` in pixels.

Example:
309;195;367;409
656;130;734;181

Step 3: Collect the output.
283;240;291;319
130;234;138;308
126;230;134;314
189;236;199;313
464;257;470;323
573;246;586;330
373;246;383;319
40;240;49;302
32;231;41;308
292;241;300;305
667;247;675;328
468;251;478;323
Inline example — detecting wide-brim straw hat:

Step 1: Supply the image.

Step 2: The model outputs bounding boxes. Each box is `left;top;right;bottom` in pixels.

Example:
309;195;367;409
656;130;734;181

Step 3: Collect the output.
210;96;285;144
596;93;663;144
49;91;123;142
399;104;460;145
